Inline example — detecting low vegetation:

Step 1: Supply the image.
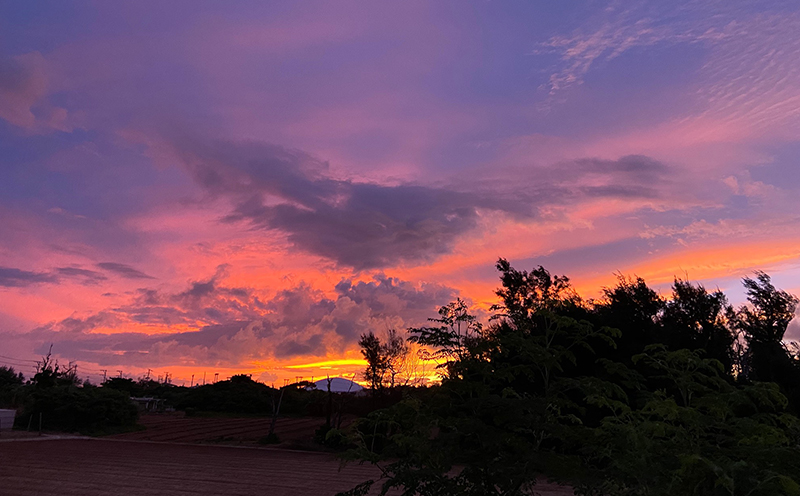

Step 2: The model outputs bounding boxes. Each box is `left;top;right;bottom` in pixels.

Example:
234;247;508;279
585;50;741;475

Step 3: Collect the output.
339;259;800;496
0;350;138;434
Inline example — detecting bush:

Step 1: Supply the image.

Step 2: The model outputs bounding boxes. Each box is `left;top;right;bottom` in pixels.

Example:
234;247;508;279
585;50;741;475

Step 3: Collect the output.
19;385;138;434
315;422;351;449
0;366;24;408
175;377;322;416
258;433;280;444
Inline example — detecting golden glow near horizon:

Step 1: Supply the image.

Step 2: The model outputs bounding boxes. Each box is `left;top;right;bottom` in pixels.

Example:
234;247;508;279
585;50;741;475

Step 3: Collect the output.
284;359;367;370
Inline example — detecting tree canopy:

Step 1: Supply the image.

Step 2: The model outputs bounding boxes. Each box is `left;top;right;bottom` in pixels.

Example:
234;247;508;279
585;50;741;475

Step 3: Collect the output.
340;259;800;496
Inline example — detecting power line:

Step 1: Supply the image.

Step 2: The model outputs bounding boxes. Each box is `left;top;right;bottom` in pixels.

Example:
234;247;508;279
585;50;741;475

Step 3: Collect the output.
0;357;34;365
0;358;38;369
0;354;38;363
79;366;106;374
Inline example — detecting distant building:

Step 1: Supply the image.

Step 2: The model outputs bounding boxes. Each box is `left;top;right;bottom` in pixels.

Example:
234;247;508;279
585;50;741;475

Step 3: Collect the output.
130;397;165;413
0;409;16;430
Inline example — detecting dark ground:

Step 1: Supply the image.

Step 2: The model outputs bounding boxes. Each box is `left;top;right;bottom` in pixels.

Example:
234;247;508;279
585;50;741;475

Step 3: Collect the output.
0;436;573;495
106;413;328;449
0;438;383;496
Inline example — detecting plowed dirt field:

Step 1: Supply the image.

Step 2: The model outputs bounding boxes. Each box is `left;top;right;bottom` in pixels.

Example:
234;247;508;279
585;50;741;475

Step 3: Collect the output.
108;414;325;448
0;438;574;496
0;438;380;495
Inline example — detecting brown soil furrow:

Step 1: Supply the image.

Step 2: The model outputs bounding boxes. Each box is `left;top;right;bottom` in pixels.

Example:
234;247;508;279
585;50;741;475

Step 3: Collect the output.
0;439;390;495
111;415;325;444
0;438;573;495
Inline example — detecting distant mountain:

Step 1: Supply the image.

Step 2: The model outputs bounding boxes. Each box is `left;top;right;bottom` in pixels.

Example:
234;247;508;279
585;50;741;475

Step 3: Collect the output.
311;377;364;393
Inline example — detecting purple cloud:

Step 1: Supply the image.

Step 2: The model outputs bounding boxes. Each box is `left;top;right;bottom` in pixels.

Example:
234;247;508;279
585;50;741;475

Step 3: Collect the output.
8;269;458;367
96;262;155;280
164;136;673;270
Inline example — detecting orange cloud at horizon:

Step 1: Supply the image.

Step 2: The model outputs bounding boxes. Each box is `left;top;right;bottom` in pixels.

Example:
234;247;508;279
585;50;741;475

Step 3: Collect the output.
573;237;800;298
284;358;367;369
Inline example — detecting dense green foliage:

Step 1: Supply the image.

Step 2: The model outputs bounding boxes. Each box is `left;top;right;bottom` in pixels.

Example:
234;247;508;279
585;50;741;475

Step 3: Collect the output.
20;384;138;434
0;365;25;407
174;374;334;417
175;374;281;414
340;260;800;496
0;356;139;434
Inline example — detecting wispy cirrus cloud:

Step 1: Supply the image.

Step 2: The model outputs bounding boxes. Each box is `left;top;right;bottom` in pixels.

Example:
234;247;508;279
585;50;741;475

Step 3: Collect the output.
540;1;800;140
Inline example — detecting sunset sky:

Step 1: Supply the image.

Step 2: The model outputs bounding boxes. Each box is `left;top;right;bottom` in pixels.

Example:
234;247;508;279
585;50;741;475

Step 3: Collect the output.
2;1;800;385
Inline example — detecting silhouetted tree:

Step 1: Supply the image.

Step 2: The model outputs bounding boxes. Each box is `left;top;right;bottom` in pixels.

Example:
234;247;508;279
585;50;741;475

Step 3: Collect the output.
494;258;581;318
595;274;665;362
0;366;24;407
340;260;800;496
102;377;138;393
359;330;409;392
737;272;798;345
32;346;78;388
732;272;800;411
383;329;408;388
359;332;386;392
661;278;735;373
0;366;24;387
408;298;483;379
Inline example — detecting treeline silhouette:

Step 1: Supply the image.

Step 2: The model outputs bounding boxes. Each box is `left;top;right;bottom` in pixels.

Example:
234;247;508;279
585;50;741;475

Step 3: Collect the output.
0;364;369;438
342;259;800;496
0;349;138;434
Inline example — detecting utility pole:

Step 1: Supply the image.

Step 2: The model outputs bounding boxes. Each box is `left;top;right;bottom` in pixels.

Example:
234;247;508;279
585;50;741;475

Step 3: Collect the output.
117;370;123;379
269;385;285;439
213;373;219;383
101;369;107;382
146;369;152;380
202;372;206;385
190;374;194;387
326;374;332;428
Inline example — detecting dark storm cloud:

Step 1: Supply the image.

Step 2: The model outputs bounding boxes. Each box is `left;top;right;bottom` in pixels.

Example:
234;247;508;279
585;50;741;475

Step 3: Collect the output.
495;154;671;200
239;184;484;269
574;155;668;178
0;265;107;287
13;271;458;366
0;267;56;287
335;275;457;320
56;267;108;285
572;155;669;198
169;138;672;270
581;184;660;198
170;139;532;270
97;262;155;280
